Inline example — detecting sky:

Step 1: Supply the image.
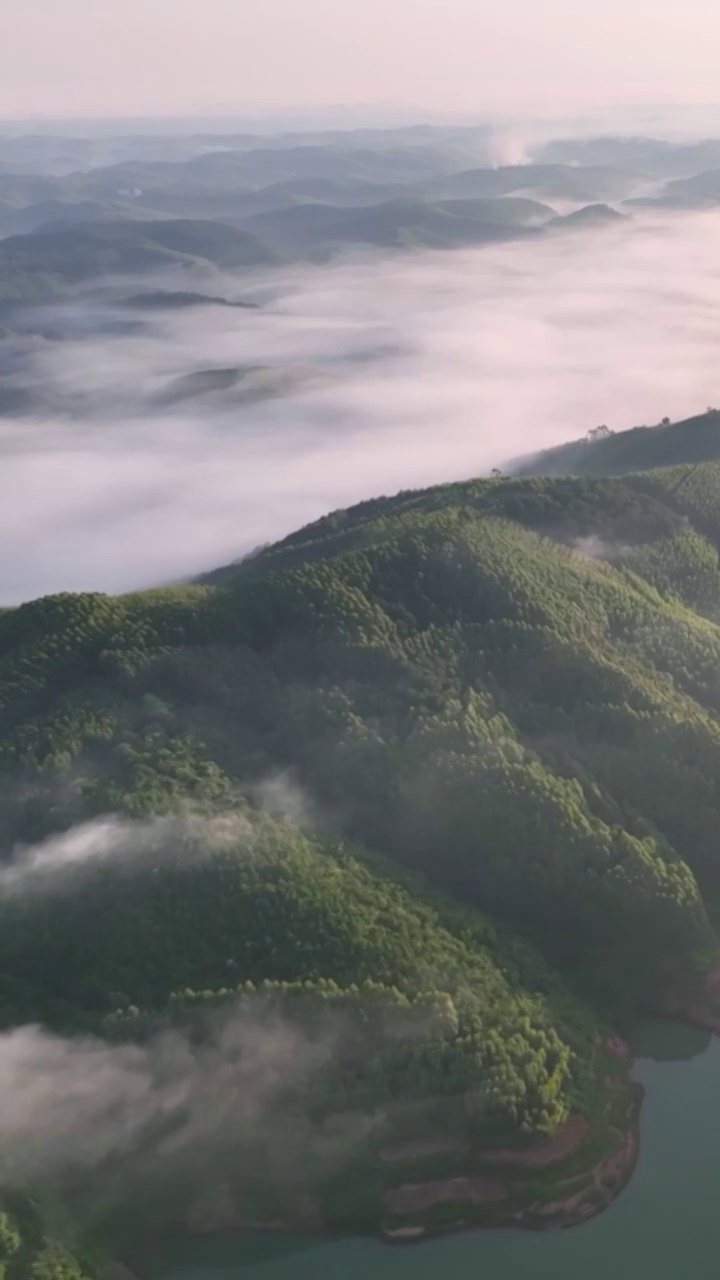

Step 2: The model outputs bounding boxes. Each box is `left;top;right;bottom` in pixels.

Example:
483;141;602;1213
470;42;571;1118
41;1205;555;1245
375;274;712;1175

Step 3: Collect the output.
2;0;720;120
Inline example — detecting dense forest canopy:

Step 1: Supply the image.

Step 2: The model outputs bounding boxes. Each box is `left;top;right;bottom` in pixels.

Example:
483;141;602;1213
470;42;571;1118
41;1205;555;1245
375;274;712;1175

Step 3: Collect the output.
10;463;720;1009
8;450;720;1256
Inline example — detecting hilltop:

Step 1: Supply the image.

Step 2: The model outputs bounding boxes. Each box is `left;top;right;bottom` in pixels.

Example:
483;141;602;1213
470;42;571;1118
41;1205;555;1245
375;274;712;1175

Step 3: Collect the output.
232;194;550;254
512;408;720;479
0;218;277;301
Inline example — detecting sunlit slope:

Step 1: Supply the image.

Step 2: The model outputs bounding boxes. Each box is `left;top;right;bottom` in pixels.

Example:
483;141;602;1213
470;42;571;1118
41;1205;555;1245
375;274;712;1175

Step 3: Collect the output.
8;464;720;1241
0;803;596;1138
513;409;720;478
8;471;720;1010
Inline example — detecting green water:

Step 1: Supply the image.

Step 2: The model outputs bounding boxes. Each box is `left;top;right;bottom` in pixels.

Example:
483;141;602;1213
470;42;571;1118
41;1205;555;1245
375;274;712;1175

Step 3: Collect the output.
145;1021;720;1279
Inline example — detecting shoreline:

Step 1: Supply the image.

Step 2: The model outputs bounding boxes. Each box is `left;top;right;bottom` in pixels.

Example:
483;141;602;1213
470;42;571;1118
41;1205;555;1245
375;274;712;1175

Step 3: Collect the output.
379;1079;644;1244
125;1007;715;1262
139;1050;644;1256
123;1089;643;1270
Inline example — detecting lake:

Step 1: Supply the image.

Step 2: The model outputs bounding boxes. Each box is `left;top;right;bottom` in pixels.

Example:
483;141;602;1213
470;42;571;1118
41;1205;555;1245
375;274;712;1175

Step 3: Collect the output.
144;1021;719;1279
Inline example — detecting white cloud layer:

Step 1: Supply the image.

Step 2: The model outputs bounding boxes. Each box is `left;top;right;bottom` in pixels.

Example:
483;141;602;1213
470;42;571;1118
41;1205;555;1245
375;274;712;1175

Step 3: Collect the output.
5;210;720;604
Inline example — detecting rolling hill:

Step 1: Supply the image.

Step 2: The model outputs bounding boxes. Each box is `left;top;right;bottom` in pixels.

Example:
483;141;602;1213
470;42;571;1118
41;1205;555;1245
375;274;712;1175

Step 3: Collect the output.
0;143;651;257
8;454;720;1247
235;195;550;254
548;202;626;229
0;197;166;237
0;218;277;300
420;163;633;203
512;408;720;478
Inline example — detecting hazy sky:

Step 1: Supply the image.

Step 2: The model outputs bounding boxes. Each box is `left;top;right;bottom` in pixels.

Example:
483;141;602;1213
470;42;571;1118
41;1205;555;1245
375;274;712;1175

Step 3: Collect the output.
2;0;720;120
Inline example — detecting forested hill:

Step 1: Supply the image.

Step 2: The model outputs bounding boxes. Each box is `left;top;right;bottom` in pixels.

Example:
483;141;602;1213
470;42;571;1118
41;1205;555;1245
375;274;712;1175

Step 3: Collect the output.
0;219;277;301
8;463;720;1244
512;408;720;478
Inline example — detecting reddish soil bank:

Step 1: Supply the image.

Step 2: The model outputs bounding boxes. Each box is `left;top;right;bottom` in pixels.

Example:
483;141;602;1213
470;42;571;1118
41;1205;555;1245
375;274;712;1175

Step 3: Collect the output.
658;963;720;1034
382;1226;427;1241
541;1083;643;1231
487;1114;590;1167
601;1034;632;1060
381;1084;643;1239
379;1136;471;1163
704;963;720;998
385;1176;509;1215
100;1265;139;1280
588;1111;640;1218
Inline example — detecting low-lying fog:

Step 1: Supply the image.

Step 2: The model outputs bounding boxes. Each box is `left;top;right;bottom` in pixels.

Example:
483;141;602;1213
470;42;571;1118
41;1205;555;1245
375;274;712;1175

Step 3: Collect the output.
5;209;720;604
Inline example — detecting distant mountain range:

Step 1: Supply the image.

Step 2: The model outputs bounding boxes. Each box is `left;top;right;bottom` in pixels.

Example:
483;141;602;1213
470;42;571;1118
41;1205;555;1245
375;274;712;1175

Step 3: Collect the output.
0;126;715;424
2;125;719;301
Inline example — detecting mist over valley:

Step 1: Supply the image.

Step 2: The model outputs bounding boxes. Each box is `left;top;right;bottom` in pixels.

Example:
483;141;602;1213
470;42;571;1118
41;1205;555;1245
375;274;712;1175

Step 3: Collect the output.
4;128;720;601
7;76;720;1280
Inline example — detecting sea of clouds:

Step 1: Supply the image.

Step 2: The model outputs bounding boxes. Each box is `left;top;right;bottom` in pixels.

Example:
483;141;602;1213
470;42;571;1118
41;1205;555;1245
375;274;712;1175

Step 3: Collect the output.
4;209;720;603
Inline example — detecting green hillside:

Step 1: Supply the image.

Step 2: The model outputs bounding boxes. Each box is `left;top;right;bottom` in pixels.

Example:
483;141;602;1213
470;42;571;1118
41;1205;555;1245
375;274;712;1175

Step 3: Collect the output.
512;409;720;478
235;196;544;254
10;464;720;1245
0;219;277;300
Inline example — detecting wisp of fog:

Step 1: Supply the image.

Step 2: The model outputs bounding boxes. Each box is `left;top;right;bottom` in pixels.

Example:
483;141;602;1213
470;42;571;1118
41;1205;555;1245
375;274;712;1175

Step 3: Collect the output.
0;807;389;1212
0;1011;342;1197
0;807;377;1204
0;811;254;898
5;210;720;603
